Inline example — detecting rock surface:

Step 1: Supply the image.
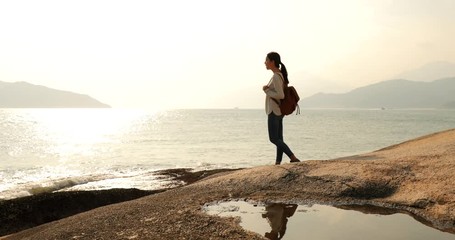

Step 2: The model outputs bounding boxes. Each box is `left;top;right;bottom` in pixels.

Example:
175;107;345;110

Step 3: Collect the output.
3;129;455;239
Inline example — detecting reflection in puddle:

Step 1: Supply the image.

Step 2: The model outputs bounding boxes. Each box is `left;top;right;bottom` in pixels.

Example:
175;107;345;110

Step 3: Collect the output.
204;201;455;240
262;203;297;239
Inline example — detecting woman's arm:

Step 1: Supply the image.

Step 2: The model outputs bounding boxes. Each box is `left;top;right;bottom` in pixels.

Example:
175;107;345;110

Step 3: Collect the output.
263;74;284;100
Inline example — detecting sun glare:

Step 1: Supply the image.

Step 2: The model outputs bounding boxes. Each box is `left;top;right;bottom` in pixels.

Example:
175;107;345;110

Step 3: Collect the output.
26;109;150;157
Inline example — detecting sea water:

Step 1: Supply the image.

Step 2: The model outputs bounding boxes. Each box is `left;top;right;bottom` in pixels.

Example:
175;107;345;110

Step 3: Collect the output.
1;108;455;200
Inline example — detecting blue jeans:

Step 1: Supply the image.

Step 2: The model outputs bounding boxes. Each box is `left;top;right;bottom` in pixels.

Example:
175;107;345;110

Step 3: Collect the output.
268;113;294;163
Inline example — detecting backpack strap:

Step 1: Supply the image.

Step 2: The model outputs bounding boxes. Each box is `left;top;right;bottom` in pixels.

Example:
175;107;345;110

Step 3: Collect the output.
271;73;285;105
272;98;280;105
276;72;287;86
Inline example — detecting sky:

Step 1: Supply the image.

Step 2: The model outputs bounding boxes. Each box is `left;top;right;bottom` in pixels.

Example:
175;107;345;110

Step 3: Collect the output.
1;0;454;109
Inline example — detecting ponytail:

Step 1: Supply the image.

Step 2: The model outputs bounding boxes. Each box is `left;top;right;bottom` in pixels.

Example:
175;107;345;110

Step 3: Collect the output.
279;62;289;84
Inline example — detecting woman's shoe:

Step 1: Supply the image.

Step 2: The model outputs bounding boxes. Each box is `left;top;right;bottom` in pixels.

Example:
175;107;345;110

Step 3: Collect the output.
290;159;300;163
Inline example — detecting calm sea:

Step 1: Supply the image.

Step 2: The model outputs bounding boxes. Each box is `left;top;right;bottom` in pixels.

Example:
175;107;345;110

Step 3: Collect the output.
1;108;455;200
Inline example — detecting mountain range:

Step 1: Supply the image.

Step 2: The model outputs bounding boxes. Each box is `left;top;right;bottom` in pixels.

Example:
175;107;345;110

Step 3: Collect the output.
0;81;110;108
300;77;455;109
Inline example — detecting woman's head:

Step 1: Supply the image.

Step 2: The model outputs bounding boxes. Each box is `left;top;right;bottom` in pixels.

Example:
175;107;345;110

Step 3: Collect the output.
266;52;281;69
265;52;289;84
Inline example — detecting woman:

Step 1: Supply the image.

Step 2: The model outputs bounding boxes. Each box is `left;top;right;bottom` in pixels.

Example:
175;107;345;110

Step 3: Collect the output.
262;52;300;165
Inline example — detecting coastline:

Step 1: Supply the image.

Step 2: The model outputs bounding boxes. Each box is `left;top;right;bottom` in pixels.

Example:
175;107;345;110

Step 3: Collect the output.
3;129;455;239
0;168;240;237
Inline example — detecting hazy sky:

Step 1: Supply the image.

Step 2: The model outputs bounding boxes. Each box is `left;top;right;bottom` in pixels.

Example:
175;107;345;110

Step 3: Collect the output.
1;0;454;109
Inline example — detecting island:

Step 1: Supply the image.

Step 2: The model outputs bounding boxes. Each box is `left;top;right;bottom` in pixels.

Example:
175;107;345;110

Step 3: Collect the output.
300;77;455;109
0;81;110;108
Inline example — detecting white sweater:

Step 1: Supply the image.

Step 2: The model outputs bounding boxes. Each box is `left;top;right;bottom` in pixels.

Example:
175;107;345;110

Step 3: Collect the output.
264;72;285;115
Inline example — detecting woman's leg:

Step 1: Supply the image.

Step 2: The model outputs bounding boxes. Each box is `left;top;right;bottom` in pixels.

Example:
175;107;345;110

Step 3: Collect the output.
276;147;284;164
268;113;293;164
276;114;284;163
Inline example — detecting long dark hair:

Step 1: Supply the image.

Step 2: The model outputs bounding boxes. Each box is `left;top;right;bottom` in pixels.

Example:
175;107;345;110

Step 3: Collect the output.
267;52;289;84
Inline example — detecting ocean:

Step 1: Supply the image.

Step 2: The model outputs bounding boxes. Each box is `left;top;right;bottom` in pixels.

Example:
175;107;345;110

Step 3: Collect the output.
1;108;455;200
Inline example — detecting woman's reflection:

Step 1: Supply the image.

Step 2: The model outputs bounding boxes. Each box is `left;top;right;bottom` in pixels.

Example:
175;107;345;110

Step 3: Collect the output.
262;203;298;240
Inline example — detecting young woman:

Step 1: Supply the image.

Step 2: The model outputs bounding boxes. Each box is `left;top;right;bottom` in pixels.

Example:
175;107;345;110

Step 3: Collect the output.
262;52;301;165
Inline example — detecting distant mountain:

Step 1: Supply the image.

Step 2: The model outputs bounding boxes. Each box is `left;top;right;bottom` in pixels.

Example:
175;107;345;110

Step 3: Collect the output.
0;81;110;108
300;77;455;109
394;61;455;82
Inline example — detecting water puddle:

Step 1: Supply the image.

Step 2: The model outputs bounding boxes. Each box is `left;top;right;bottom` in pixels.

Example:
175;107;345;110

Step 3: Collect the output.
204;201;455;240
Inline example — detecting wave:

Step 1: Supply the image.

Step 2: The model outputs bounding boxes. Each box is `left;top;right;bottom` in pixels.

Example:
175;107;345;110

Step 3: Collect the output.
28;175;115;195
0;174;116;200
0;168;176;200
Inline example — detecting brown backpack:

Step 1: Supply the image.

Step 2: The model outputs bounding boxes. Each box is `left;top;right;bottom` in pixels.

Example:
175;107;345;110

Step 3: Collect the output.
272;75;300;115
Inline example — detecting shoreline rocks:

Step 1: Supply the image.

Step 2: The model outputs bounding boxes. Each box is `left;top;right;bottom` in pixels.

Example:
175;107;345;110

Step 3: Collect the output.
0;168;240;236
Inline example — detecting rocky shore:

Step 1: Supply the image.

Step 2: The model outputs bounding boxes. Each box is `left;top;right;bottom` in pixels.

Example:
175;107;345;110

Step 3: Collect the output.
0;168;239;237
2;129;455;239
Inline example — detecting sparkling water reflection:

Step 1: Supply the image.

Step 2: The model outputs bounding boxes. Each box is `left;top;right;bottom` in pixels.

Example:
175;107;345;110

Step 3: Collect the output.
2;109;455;200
